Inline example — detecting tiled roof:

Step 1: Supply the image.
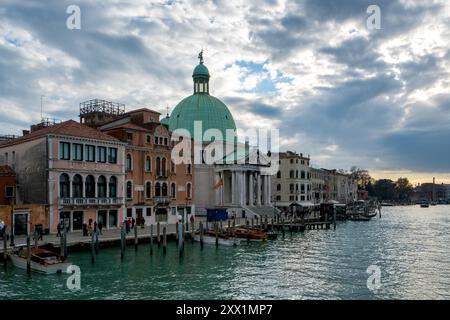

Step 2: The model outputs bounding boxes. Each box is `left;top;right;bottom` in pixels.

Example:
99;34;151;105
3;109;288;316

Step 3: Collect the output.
0;120;120;147
0;165;15;176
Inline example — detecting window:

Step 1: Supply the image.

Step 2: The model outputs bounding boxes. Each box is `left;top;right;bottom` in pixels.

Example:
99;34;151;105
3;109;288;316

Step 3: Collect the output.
60;142;70;160
145;156;151;172
301;171;306;179
85;145;95;162
156;157;161;175
155;182;161;197
5;186;14;198
72;143;83;161
72;174;83;198
127;208;132;218
146;207;152;217
289;195;294;201
276;171;281;179
146;135;151;143
187;163;192;174
146;181;151;199
171;183;176;198
276;195;281;201
290;170;294;179
290;159;293;164
126;154;132;171
171;207;177;215
301;195;305;201
187;183;192;199
98;146;107;163
109;176;117;198
85;175;95;197
108;148;117;164
164;137;168;146
97;176;106;198
171;160;175;174
296;170;299;178
126;181;132;199
162;182;168;197
277;184;281;191
161;158;166;176
159;137;163;145
154;136;159;144
301;184;305;192
60;173;70;198
290;184;294;193
127;132;133;141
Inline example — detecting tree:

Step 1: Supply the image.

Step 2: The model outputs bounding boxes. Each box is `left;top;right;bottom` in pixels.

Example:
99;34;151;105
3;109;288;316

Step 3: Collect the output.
373;179;396;200
395;177;413;201
350;167;374;190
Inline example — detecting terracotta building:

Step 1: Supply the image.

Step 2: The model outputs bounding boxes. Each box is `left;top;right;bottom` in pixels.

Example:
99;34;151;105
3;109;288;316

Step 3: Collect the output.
0;165;16;205
0;119;127;233
80;100;195;225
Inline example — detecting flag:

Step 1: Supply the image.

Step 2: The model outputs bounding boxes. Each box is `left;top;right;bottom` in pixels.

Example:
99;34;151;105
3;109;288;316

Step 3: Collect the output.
212;178;224;190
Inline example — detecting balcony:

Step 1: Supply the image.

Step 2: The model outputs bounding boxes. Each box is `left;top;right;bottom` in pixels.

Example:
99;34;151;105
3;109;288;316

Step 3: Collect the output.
156;171;168;179
59;197;124;207
153;196;171;204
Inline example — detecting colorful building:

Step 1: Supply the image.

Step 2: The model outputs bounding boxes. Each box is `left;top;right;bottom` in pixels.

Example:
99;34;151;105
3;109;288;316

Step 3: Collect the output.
79;101;195;226
0;119;126;233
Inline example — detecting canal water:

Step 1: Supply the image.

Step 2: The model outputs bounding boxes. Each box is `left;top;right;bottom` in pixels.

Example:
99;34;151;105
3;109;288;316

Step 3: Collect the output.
1;205;449;300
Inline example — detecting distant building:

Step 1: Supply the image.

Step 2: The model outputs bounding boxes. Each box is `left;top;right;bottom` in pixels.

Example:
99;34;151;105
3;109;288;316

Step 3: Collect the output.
414;182;449;202
323;169;357;204
311;168;326;204
0;119;127;233
272;151;312;210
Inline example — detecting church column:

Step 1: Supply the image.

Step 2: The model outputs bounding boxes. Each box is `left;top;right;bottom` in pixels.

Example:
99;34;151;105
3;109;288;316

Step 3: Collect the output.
257;173;262;206
248;172;254;206
231;171;235;205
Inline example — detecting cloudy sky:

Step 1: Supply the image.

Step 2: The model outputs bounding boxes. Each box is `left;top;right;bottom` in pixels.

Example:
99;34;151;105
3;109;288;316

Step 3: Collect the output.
1;0;449;184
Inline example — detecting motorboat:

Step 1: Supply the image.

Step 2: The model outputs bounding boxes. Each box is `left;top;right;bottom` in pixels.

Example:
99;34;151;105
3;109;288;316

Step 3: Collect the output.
9;247;71;274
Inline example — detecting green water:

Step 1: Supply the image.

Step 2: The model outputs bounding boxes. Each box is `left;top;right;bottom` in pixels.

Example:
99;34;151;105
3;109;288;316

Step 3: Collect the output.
1;205;449;299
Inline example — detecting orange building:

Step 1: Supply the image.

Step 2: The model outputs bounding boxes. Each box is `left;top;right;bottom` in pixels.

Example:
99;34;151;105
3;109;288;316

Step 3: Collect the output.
0;165;16;205
80;100;195;226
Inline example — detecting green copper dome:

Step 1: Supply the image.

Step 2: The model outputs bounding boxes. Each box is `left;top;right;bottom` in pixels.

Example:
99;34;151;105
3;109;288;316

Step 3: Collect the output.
168;54;236;142
168;94;236;141
193;63;210;77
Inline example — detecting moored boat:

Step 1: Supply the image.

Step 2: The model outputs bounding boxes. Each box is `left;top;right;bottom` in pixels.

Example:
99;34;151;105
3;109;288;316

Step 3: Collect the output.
9;247;71;274
230;227;268;242
193;231;240;246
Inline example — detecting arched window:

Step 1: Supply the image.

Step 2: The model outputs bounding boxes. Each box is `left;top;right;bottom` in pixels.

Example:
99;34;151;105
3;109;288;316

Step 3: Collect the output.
156;157;161;175
296;170;299;178
146;181;151;199
276;184;281;191
85;175;95;197
187;183;192;199
126;181;132;199
171;183;176;198
162;182;168;197
109;176;117;198
145;156;151;172
126;154;132;171
72;174;83;198
60;173;70;198
289;170;294;179
171;160;175;174
276;171;281;179
161;158;166;176
97;176;106;198
155;182;161;197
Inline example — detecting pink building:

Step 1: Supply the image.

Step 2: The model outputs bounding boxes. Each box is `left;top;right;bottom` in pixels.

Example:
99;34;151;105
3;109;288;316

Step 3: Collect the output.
0;120;126;233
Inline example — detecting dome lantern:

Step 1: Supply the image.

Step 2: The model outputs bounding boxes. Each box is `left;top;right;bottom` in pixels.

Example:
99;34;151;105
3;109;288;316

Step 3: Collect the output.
193;50;210;95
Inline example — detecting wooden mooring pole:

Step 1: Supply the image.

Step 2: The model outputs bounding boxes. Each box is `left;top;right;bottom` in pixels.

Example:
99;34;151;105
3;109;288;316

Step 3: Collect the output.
3;233;7;269
91;232;95;264
191;221;195;243
333;208;337;230
150;224;153;256
178;222;184;258
163;227;167;255
175;222;179;245
157;222;161;247
199;222;204;249
34;229;38;249
95;231;99;255
63;229;68;259
120;226;124;260
134;224;138;251
60;230;64;259
26;235;31;276
215;223;218;247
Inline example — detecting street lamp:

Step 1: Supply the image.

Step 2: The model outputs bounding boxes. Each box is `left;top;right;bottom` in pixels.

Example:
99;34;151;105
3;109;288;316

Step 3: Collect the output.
9;198;14;247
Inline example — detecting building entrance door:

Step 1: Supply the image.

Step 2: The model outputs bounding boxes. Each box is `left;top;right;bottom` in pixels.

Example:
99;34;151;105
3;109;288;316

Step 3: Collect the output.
14;212;29;235
136;208;143;225
73;211;83;231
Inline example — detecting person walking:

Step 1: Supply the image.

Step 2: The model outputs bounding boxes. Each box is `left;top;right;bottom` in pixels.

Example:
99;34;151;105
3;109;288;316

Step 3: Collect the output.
126;218;130;234
93;221;97;234
56;220;62;237
131;217;135;229
98;221;103;235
